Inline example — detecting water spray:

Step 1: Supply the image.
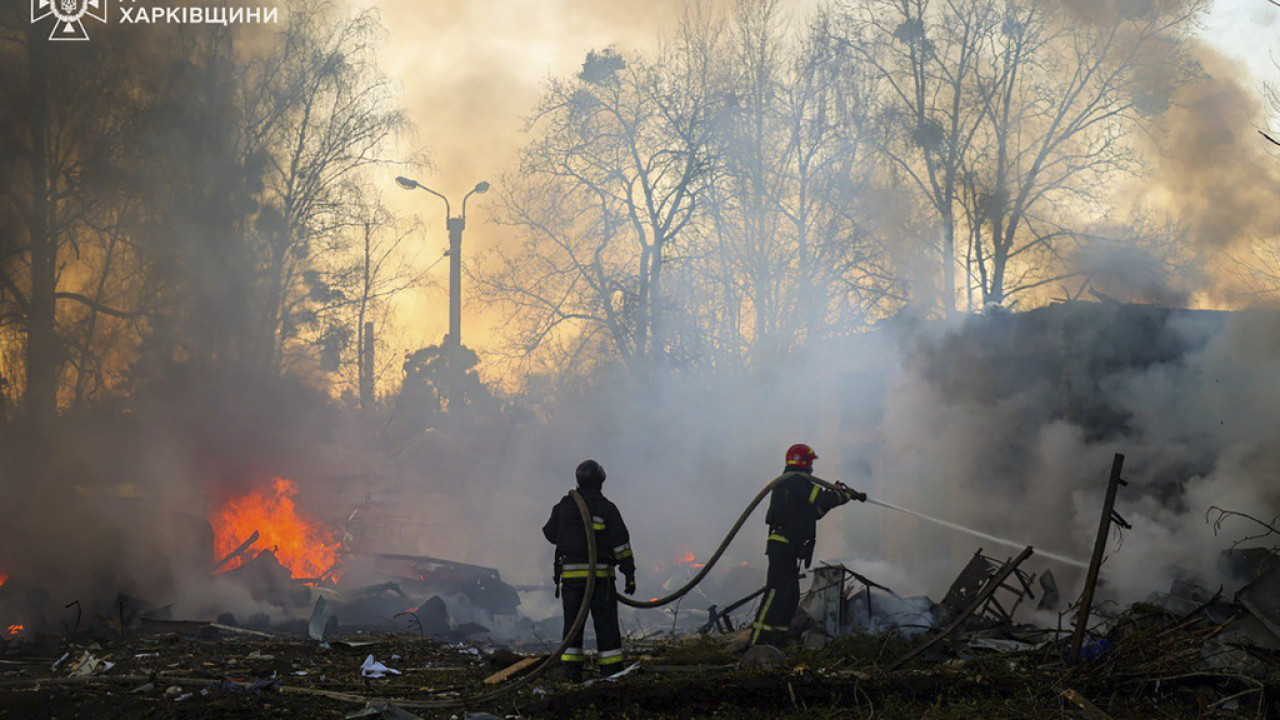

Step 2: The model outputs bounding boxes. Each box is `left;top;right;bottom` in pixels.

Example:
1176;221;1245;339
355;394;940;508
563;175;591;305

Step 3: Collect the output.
865;496;1090;569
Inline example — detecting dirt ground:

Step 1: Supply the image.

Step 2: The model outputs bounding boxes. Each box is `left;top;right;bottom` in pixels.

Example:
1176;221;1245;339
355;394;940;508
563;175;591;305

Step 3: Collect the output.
0;613;1275;719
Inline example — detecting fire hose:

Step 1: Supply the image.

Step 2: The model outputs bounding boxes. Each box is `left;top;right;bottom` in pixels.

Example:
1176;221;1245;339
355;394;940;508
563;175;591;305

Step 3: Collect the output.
9;475;853;711
371;487;605;710
618;474;852;608
379;474;843;706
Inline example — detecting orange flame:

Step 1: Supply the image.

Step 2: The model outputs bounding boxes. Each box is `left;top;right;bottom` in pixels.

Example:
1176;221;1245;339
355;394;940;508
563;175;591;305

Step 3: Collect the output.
6;624;22;637
210;478;339;579
0;574;8;587
676;551;704;568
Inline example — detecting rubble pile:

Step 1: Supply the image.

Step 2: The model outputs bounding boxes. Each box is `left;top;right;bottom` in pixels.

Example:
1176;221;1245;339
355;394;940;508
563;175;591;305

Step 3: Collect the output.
0;548;1276;718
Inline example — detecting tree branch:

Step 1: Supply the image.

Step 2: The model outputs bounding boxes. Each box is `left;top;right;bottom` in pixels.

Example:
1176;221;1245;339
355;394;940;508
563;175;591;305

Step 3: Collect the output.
1206;505;1280;550
54;293;146;319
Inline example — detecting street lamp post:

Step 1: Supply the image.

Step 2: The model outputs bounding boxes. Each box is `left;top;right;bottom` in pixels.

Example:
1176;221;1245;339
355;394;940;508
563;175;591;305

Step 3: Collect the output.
396;175;489;410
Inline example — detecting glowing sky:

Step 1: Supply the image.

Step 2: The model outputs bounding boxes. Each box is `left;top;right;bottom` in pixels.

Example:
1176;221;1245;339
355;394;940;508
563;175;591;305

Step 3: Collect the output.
364;0;1280;367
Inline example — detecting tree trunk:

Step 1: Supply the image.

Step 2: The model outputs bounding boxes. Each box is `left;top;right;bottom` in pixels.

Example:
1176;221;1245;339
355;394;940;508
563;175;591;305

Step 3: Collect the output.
941;206;956;317
23;27;60;433
986;214;1006;307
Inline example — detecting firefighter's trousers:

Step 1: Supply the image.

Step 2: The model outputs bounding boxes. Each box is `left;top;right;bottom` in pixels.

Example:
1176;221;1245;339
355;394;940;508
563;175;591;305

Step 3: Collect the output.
559;577;624;680
751;541;801;647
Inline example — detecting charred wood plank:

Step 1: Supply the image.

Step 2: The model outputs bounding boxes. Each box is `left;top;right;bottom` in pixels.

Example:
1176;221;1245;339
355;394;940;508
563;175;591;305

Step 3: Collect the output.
698;586;766;634
353;551;502;578
1061;688;1115;720
886;546;1035;671
212;530;260;573
483;655;542;685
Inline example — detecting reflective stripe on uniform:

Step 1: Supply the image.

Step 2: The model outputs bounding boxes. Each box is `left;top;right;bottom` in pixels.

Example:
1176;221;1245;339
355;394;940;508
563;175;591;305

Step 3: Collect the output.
561;647;584;663
809;484;821;503
592;515;606;531
560;568;616;579
767;534;789;544
613;543;632;559
750;589;777;644
598;648;624;665
560;561;616;578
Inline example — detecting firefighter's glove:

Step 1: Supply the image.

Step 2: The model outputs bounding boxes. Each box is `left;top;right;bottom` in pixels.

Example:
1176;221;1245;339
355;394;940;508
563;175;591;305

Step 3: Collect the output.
624;575;636;596
834;482;854;504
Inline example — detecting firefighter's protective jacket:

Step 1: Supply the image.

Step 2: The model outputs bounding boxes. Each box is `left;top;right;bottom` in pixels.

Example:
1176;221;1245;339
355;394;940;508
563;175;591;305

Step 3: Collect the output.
764;469;848;565
543;489;636;582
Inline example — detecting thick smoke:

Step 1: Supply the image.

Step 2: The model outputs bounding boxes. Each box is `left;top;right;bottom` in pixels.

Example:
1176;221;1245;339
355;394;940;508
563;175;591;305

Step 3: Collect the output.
862;305;1280;603
1126;44;1280;304
8;302;1276;631
375;0;689;193
453;303;1280;622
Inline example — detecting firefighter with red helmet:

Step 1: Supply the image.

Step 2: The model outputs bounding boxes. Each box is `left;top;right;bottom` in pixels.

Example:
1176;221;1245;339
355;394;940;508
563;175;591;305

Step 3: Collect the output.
749;443;866;648
542;459;636;681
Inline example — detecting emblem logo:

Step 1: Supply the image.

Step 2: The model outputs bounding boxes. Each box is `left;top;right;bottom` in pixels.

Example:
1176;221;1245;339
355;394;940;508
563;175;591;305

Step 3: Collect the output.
31;0;108;42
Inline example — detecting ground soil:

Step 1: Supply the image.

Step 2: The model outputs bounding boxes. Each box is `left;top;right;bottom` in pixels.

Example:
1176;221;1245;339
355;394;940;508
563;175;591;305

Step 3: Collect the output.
0;620;1274;719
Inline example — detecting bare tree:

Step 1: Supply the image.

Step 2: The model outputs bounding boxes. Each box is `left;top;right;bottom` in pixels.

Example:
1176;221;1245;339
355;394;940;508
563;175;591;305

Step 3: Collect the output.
695;0;898;367
0;10;170;427
305;202;426;407
482;24;727;373
833;0;1204;313
239;1;408;377
962;0;1205;309
835;0;995;316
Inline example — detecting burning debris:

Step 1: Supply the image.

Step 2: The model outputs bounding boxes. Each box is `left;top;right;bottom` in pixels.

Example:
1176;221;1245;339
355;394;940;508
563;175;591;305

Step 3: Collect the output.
210;478;341;579
0;449;1277;720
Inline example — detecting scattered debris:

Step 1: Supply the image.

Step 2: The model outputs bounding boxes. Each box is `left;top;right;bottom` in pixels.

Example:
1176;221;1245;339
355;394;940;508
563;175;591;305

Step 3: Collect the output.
1060;688;1115;720
66;650;114;677
940;548;1038;624
887;546;1035;671
1236;561;1280;643
359;654;402;679
212;530;261;573
345;701;424;720
308;595;332;643
482;654;541;684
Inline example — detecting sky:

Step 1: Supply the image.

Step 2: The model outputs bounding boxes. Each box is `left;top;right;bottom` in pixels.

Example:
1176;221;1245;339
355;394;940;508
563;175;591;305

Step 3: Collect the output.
362;0;1280;373
369;0;793;367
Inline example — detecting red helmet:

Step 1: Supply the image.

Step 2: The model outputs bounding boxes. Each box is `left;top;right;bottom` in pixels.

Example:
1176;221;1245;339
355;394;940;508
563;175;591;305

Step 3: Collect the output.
785;443;817;470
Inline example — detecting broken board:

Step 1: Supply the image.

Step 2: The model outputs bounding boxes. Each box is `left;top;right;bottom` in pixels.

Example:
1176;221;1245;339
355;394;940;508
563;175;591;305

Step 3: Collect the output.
483;655;542;685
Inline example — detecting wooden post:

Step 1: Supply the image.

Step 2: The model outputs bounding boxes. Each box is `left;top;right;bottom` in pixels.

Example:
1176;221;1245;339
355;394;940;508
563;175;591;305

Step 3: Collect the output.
1068;453;1126;663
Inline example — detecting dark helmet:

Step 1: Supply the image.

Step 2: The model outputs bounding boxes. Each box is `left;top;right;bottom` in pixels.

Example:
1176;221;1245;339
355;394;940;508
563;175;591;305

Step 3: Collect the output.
785;443;818;471
576;459;607;488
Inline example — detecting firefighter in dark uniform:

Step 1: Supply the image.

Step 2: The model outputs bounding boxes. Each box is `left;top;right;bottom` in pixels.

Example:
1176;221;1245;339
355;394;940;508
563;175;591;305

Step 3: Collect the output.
543;459;636;681
750;443;866;647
